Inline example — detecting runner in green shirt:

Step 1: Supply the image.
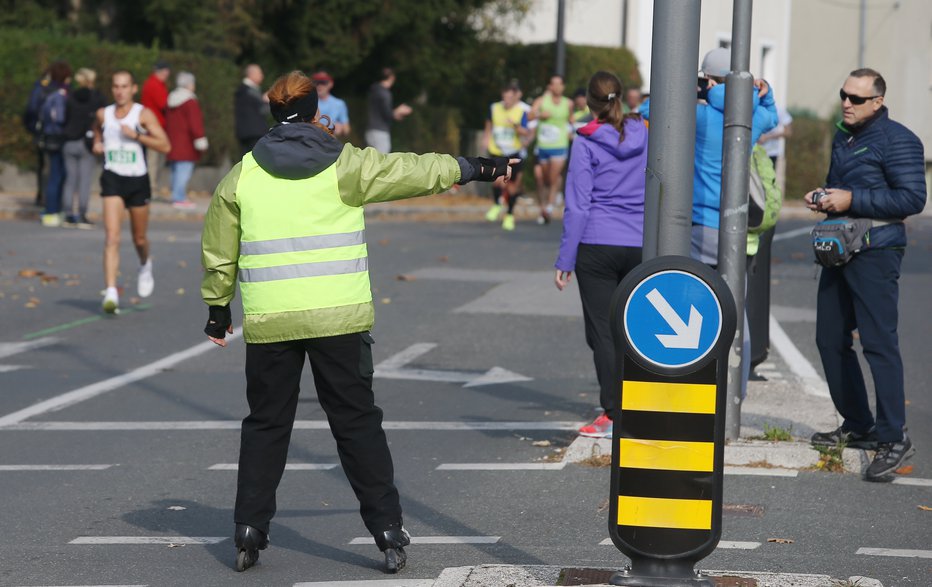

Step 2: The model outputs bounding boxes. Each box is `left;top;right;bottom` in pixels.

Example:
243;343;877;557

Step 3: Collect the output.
531;75;573;224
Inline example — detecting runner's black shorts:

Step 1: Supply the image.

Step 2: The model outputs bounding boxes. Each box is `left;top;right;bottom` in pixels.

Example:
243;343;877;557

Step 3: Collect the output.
100;170;151;208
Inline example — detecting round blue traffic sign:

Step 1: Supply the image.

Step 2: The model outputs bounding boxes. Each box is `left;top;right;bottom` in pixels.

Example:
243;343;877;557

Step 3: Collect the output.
623;270;723;369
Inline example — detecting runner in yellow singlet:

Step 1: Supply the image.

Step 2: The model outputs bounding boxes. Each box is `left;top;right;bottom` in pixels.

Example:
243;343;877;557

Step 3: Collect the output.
531;75;573;224
482;80;530;231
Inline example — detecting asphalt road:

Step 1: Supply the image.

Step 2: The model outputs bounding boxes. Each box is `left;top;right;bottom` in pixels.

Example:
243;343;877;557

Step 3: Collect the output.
0;214;929;586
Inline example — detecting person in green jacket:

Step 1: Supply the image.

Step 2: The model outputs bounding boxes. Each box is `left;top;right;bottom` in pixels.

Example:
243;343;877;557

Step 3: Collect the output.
201;70;515;575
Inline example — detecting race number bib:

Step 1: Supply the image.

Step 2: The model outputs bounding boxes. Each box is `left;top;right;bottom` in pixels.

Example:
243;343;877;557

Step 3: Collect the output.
537;124;561;145
493;127;517;153
107;149;137;164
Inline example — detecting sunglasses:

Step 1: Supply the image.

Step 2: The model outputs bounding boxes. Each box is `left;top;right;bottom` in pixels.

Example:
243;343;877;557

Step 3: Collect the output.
839;89;879;105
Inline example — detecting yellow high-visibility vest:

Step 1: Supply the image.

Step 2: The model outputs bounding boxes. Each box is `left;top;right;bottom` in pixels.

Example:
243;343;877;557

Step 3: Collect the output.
236;153;371;317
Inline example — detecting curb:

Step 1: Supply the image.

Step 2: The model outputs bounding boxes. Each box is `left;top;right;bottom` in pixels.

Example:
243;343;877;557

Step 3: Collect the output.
562;437;864;473
431;564;881;587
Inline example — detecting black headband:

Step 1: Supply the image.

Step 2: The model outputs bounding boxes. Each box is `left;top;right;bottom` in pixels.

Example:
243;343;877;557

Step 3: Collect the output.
270;92;319;124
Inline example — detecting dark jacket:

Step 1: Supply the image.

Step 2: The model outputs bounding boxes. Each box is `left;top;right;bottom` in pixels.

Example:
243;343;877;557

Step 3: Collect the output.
62;87;105;141
234;81;268;140
366;83;393;132
826;107;927;249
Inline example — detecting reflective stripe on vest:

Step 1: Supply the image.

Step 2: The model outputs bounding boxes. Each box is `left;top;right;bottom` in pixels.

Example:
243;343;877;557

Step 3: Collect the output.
235;153;371;315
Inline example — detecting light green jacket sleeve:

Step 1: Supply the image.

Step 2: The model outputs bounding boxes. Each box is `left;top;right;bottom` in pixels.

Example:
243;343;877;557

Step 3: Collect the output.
335;143;462;207
201;163;243;307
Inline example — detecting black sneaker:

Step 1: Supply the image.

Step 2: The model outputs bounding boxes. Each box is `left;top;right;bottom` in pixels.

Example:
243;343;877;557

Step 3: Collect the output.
865;434;915;481
63;214;78;228
76;216;94;230
810;425;878;449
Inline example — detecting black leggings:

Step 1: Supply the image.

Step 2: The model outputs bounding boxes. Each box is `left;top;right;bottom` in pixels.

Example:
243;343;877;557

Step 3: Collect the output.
574;243;643;419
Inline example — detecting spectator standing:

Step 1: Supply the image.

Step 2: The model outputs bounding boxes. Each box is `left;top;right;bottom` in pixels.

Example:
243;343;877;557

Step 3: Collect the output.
531;74;573;224
313;70;351;138
235;64;269;159
554;72;648;439
365;67;412;153
165;71;208;210
24;66;54;207
38;61;72;227
758;105;793;170
571;87;593;130
805;68;926;481
141;60;171;193
61;67;105;228
623;87;643;113
201;70;515;574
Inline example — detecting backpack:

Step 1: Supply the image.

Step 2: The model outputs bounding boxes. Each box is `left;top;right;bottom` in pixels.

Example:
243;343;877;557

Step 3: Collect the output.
23;78;55;136
37;89;66;152
748;145;781;234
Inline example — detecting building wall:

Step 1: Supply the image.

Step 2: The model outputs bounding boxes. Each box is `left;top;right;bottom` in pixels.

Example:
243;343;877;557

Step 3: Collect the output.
505;0;625;47
788;0;932;158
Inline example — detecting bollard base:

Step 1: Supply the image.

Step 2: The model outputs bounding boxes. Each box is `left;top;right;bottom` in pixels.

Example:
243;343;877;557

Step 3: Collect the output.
609;560;714;587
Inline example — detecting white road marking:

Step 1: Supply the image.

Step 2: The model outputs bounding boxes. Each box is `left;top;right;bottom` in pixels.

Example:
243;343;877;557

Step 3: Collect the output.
0;336;59;359
0;365;28;373
14;585;148;587
768;314;829;397
69;536;227;545
725;466;798;477
0;464;113;471
892;477;932;487
7;420;583;431
0;334;241;428
209;463;338;471
294;581;434;587
856;547;932;559
772;226;812;242
601;538;761;549
436;463;566;471
374;343;531;387
349;536;500;545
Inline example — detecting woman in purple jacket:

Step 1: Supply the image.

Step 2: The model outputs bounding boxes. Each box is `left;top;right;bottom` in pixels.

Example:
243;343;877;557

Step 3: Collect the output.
554;71;647;438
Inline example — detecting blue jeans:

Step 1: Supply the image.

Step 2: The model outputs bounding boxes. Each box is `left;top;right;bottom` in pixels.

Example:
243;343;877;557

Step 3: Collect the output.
43;150;65;214
170;160;195;203
816;249;905;442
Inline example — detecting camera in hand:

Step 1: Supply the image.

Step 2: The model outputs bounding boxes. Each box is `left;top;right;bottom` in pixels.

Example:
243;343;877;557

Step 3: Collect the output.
812;189;829;207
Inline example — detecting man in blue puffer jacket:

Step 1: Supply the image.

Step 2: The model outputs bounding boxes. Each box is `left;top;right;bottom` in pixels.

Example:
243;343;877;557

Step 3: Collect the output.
805;68;926;481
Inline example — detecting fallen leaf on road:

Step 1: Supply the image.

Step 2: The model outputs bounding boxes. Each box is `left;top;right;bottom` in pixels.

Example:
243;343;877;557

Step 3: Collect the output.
167;506;186;511
18;268;44;278
167;543;185;548
129;297;141;305
168;235;177;242
917;505;932;512
28;297;40;305
380;297;391;304
532;440;551;447
176;288;185;295
178;260;188;268
767;538;794;544
378;239;391;246
396;274;416;282
64;280;80;287
438;256;449;263
597;498;609;512
40;275;58;284
895;464;913;475
24;302;37;309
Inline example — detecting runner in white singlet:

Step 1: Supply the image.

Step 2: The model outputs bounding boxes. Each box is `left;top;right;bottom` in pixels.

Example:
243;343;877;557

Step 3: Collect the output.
92;70;171;314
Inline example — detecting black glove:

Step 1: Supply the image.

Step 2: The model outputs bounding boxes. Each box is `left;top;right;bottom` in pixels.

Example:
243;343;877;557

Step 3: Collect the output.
457;156;513;183
204;305;232;338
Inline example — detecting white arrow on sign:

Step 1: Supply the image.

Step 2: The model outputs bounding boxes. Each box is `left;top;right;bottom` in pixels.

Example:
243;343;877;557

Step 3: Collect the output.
646;289;702;349
374;343;531;388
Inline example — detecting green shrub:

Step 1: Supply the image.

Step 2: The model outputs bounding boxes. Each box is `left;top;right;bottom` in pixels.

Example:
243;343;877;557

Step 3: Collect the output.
785;110;834;200
0;28;240;168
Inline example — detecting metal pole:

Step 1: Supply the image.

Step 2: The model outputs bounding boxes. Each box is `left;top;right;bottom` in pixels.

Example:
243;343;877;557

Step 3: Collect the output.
719;0;754;441
858;0;867;68
642;0;701;260
621;0;629;47
555;0;567;77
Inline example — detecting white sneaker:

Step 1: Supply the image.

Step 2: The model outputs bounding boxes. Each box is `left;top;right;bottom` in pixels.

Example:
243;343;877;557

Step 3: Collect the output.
138;259;154;298
102;288;119;314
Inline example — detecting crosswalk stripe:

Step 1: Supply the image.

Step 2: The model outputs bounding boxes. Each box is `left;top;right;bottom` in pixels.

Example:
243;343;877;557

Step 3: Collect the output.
724;466;798;477
856;547;932;558
13;584;148;587
0;464;113;471
294;581;434;587
69;536;227;545
348;536;500;545
892;477;932;487
209;463;338;471
600;538;760;549
436;463;566;470
6;420;583;431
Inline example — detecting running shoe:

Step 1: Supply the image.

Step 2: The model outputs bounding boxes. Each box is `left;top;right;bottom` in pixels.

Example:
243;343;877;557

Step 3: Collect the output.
865;434;915;481
579;413;613;438
102;288;119;314
41;213;61;227
63;214;79;228
76;216;94;230
811;425;878;450
502;214;515;231
138;259;154;298
485;204;502;222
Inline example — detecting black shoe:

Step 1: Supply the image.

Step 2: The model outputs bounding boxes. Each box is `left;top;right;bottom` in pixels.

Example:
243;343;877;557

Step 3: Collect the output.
375;523;410;574
810;425;878;450
233;524;269;572
76;216;94;230
63;214;78;228
865;434;915;481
